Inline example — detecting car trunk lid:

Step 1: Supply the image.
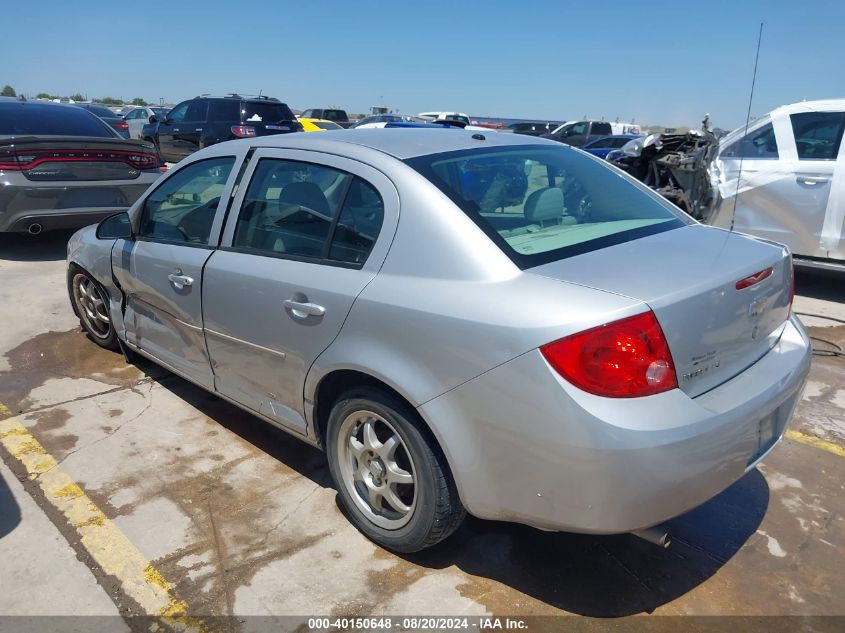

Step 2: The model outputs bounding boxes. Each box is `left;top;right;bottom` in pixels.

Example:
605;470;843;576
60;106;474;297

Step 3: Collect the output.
0;136;159;181
529;224;792;397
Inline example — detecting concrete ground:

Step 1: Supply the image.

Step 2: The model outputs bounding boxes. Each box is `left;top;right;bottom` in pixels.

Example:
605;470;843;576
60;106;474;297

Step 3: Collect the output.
0;231;843;631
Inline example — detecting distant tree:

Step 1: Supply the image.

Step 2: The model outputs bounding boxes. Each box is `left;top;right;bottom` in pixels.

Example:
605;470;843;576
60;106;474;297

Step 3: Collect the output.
1;85;16;97
98;96;124;105
69;93;85;102
130;97;148;106
36;92;57;100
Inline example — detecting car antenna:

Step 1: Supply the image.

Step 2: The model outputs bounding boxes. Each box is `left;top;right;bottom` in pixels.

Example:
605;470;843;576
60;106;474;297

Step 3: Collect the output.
730;22;764;233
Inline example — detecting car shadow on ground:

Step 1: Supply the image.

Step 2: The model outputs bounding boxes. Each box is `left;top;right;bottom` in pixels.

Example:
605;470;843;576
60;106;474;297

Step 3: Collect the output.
398;469;769;616
153;371;332;489
0;469;23;541
0;230;76;262
796;268;845;304
151;362;769;617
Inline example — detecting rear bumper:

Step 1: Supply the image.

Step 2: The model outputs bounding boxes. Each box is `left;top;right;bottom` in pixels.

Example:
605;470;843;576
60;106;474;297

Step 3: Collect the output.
419;315;811;533
0;173;158;232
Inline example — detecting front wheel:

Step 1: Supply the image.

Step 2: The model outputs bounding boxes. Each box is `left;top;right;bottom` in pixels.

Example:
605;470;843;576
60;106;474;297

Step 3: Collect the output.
69;269;118;350
326;388;465;552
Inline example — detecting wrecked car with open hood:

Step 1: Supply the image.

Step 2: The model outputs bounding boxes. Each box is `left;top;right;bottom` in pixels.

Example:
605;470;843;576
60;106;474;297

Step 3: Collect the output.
608;101;845;271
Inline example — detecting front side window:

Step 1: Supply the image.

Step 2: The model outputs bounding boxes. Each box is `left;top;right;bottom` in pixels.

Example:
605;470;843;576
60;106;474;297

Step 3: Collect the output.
407;146;686;269
233;158;384;265
790;111;845;160
138;157;235;245
166;102;189;123
721;121;779;159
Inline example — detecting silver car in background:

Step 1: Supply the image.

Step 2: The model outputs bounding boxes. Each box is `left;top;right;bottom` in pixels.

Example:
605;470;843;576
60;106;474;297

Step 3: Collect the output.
67;129;811;552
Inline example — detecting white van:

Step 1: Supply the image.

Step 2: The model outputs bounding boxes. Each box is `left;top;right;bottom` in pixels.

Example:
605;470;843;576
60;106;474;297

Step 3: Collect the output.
709;99;845;270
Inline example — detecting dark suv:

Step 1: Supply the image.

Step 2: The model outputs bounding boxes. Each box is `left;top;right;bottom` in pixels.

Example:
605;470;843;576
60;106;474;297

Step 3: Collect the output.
143;94;301;163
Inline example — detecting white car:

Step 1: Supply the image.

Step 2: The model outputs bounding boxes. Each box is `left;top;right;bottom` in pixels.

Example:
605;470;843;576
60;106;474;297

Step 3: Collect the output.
709;99;845;271
122;106;170;139
416;111;489;131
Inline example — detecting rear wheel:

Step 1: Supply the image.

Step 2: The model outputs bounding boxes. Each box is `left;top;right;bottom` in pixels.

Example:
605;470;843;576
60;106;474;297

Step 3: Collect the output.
326;388;464;552
70;270;118;350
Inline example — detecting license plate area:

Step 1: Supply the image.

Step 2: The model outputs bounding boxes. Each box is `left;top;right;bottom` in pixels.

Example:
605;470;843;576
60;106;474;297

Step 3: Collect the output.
265;125;290;131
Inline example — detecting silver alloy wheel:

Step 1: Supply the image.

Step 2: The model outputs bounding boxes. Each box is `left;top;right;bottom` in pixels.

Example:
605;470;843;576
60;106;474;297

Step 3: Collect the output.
337;409;417;530
72;273;111;340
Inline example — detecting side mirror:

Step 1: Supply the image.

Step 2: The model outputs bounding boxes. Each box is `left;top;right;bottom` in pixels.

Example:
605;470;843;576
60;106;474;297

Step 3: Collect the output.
96;212;132;240
148;115;158;124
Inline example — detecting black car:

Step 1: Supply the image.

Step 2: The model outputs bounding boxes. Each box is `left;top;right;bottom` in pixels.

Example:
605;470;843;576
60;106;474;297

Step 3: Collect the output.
74;103;131;138
541;120;614;147
508;121;561;136
142;94;302;163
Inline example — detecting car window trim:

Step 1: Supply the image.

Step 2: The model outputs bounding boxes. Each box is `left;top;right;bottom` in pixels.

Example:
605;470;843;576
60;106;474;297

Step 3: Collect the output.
218;244;364;269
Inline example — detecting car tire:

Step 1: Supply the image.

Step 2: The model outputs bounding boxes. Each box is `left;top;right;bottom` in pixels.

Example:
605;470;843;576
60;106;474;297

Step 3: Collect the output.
68;268;119;351
326;387;465;553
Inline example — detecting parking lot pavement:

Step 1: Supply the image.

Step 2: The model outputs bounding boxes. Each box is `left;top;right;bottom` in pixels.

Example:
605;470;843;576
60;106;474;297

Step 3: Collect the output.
0;232;844;629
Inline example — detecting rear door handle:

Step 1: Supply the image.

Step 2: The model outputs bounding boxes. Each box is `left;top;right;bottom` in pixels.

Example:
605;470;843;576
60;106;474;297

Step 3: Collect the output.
168;273;194;289
283;299;326;318
796;176;829;185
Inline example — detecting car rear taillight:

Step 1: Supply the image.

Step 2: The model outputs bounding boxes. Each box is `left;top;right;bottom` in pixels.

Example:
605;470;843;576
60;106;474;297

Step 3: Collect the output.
231;125;257;138
0;148;159;171
114;122;129;131
540;311;678;398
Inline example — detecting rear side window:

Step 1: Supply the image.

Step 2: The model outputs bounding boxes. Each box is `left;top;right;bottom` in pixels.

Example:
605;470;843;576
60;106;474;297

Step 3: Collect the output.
0;104;114;137
324;110;347;122
592;122;612;135
185;100;208;122
138;157;235;245
233;158;384;266
721;121;779;159
790;111;845;160
406;146;686;269
207;99;240;121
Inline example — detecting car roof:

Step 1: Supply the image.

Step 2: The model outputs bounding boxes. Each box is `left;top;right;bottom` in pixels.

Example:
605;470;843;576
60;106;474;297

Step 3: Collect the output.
767;98;845;116
239;127;556;159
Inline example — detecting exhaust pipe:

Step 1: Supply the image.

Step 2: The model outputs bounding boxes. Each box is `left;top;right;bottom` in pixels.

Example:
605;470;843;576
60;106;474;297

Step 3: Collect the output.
27;223;43;235
631;525;671;549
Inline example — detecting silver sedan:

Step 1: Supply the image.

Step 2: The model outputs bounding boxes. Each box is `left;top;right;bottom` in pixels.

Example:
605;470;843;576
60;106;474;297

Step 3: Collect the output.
66;129;811;552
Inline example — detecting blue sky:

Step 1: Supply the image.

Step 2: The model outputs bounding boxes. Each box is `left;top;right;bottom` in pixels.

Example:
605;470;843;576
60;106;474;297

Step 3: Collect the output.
3;0;844;129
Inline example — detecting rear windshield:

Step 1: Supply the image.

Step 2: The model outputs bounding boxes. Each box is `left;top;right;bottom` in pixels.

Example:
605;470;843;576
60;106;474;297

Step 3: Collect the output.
241;101;296;123
406;145;687;268
0;103;115;137
323;109;348;122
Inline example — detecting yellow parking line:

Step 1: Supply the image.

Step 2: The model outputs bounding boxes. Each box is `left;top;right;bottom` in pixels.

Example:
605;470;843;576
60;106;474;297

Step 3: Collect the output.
0;402;204;631
785;429;845;458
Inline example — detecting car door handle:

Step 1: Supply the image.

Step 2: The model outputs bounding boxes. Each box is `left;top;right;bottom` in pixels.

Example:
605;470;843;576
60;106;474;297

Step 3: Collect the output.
195;128;203;131
283;299;326;318
796;176;829;185
168;273;194;289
